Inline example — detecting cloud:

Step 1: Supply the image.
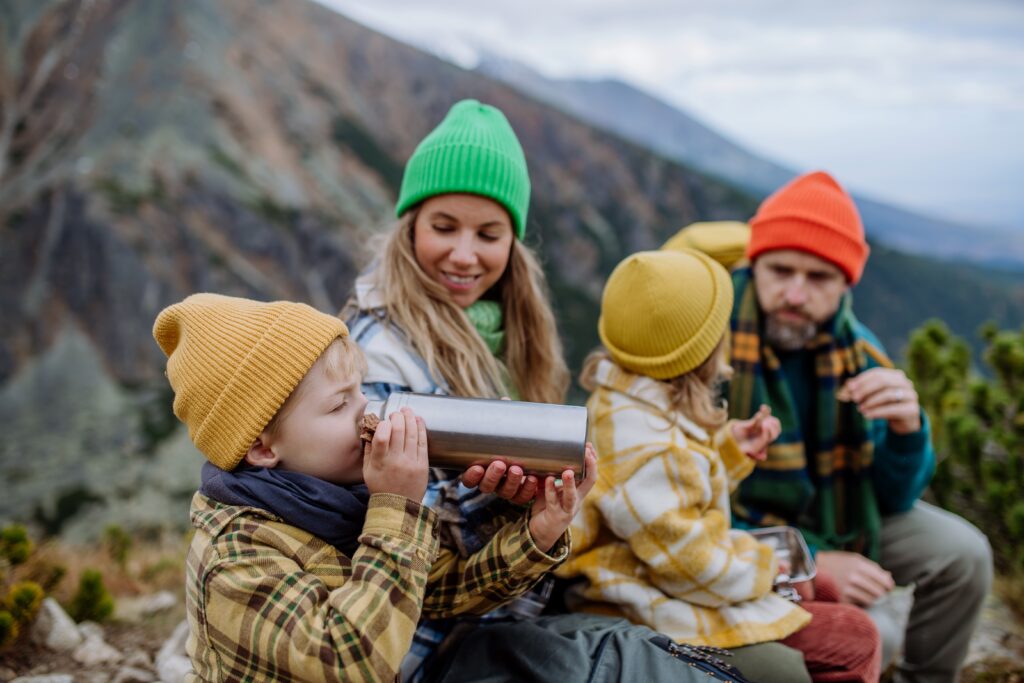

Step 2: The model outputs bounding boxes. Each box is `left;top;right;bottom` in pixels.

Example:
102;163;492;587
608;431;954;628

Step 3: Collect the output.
315;0;1024;228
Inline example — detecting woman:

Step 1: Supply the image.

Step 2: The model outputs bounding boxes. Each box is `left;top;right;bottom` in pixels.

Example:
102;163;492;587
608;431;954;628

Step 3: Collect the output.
343;98;571;680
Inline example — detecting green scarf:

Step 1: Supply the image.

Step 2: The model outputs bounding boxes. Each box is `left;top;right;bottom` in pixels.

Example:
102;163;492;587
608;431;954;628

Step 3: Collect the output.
466;300;506;356
728;267;883;560
465;300;519;399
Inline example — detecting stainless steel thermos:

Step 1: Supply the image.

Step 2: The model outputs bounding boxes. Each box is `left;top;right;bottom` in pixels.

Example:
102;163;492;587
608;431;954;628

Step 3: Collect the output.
364;392;588;482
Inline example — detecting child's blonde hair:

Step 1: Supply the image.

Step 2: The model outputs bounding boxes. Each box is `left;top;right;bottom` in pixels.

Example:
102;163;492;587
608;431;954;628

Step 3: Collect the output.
581;338;732;433
345;211;569;404
265;336;368;437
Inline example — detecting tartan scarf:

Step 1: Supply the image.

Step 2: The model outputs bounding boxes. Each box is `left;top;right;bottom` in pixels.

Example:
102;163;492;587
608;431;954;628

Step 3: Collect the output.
728;267;887;560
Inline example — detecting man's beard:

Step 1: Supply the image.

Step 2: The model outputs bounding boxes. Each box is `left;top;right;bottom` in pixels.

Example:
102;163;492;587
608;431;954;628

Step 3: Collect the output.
763;311;818;351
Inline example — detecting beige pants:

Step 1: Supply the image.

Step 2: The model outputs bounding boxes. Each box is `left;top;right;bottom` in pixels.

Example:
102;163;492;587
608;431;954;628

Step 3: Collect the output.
880;501;992;683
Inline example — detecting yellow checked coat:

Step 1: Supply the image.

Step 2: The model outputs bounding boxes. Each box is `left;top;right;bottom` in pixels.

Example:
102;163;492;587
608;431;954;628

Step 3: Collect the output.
185;492;568;682
557;359;810;648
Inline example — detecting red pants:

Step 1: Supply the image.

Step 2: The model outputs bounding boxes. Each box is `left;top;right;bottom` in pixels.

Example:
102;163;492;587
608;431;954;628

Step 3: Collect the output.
780;572;882;683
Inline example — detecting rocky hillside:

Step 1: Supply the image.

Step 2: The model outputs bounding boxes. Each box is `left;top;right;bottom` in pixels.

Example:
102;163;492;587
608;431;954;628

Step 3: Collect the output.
0;0;760;536
2;0;1023;538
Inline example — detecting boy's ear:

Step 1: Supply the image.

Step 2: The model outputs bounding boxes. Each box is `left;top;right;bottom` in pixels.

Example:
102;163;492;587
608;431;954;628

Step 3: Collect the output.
244;434;281;469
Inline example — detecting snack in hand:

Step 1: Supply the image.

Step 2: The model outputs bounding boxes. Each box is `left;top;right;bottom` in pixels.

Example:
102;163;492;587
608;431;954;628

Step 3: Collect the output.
359;412;380;451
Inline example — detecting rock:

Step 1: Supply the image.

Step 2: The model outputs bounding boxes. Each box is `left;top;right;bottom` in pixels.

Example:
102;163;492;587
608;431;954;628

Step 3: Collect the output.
80;674;115;683
0;666;17;681
965;591;1024;666
115;591;178;622
29;598;83;652
10;677;75;683
155;620;191;683
112;667;157;683
72;632;122;666
77;621;105;640
123;650;154;669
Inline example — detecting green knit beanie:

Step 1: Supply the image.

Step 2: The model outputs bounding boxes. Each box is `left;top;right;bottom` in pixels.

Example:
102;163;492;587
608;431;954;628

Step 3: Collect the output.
395;99;530;239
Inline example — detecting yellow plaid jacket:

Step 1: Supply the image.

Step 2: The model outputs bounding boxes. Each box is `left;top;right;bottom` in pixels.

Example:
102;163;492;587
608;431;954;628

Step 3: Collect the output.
557;360;809;648
185;491;568;682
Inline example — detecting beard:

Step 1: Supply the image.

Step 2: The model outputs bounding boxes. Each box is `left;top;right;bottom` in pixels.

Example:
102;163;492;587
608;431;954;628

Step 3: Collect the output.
763;311;818;351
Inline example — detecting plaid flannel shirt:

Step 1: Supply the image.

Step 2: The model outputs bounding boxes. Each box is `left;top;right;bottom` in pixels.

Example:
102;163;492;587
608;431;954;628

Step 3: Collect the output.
185;491;568;682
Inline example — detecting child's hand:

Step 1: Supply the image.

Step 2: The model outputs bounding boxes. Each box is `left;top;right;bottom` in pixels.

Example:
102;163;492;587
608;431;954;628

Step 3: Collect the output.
528;443;598;553
731;404;781;461
363;407;429;501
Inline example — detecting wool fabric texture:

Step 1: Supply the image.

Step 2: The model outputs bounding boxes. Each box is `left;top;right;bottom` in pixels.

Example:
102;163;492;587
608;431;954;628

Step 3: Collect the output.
199;461;371;557
728;267;888;560
748;171;870;284
599;249;733;380
465;299;506;356
662;221;752;270
153;293;348;471
396;99;531;239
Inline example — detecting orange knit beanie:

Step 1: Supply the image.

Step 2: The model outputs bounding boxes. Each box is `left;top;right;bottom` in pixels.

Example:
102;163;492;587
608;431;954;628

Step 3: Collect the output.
747;171;869;283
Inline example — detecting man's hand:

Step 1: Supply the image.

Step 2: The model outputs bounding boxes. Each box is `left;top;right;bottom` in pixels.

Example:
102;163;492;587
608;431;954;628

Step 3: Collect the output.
730;404;782;461
815;550;894;607
839;367;921;434
528;444;598;553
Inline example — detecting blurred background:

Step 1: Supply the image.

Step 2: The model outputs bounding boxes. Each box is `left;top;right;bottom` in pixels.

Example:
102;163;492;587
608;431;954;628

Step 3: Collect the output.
0;0;1022;676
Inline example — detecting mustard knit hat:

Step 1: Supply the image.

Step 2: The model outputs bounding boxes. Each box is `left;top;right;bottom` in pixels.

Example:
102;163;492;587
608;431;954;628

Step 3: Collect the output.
661;221;751;270
152;294;348;470
599;249;734;380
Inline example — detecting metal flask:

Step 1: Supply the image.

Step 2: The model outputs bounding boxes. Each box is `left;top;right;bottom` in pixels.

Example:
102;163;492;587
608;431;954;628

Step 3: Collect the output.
364;392;589;482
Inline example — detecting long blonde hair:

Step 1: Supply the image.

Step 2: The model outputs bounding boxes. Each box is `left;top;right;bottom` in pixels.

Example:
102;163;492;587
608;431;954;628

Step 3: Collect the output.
345;211;569;403
581;339;731;433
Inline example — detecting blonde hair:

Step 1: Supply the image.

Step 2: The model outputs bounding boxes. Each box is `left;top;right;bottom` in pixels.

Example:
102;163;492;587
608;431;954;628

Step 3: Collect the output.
344;211;569;403
265;336;367;437
581;339;732;433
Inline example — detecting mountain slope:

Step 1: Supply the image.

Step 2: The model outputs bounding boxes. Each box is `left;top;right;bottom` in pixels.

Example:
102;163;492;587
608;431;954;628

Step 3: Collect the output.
476;54;1024;269
1;0;1023;536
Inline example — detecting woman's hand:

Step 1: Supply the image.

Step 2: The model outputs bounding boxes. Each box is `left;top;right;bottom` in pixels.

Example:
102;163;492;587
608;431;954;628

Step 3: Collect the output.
731;404;781;461
461;461;539;505
528;443;598;553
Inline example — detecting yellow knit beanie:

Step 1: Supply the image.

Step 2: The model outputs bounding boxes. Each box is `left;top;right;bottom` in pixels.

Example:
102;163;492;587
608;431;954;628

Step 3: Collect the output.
599;249;734;380
152;293;348;470
661;221;751;270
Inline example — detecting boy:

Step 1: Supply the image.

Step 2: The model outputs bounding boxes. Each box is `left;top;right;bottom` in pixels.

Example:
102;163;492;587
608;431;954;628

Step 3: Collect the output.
154;293;594;682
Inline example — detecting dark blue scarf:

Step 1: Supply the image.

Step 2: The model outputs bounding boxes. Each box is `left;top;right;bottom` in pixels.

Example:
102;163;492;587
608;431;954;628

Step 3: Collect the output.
200;462;371;557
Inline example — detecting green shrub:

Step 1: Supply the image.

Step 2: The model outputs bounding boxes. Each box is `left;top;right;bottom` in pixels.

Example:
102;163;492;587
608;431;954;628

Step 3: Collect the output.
0;610;16;649
907;320;1024;575
103;524;133;569
0;525;33;565
67;569;114;623
6;581;43;624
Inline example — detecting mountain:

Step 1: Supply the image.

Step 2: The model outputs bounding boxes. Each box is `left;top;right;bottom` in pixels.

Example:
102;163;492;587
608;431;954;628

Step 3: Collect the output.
476;54;1024;269
2;0;1023;538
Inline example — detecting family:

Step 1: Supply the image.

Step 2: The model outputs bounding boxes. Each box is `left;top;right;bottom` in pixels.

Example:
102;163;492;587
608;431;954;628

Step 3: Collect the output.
153;100;992;682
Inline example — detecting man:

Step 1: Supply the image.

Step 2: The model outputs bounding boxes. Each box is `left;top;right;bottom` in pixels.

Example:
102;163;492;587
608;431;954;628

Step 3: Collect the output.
664;171;992;683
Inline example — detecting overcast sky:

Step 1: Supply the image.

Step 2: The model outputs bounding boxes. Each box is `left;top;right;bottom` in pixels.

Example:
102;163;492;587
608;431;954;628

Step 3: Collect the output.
315;0;1024;231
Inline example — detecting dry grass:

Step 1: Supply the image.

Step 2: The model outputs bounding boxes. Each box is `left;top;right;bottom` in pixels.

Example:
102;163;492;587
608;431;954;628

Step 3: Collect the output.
996;573;1024;624
6;529;190;606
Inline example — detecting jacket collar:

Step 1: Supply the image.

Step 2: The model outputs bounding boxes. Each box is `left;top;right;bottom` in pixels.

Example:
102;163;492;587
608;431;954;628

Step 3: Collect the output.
593;358;710;443
190;491;281;538
354;265;385;310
